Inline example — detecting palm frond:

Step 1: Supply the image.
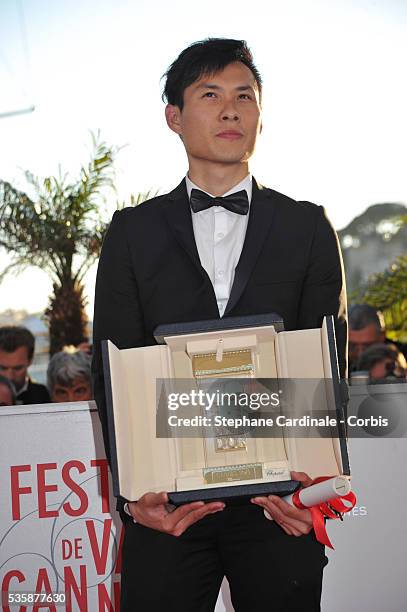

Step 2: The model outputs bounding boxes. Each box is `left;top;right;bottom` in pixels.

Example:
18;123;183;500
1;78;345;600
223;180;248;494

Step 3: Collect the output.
0;131;151;352
116;189;159;210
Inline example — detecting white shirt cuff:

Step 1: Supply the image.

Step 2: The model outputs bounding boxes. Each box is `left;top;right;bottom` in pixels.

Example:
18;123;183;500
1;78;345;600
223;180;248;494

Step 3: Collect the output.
124;502;137;524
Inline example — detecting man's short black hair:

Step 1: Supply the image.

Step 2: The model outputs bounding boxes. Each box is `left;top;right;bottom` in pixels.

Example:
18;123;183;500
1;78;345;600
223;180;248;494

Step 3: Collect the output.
162;38;262;111
348;304;385;332
0;326;35;360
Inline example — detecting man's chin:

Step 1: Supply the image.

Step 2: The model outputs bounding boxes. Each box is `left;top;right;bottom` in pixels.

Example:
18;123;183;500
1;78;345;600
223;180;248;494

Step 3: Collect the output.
206;152;250;165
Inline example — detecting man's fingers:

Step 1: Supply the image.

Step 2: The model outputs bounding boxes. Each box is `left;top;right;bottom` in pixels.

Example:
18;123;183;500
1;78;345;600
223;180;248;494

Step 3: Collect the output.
291;471;313;487
279;522;296;536
167;501;225;535
142;491;169;507
252;496;312;531
163;500;222;526
265;496;312;524
284;517;311;534
173;506;224;536
261;507;304;536
277;520;290;534
164;500;207;526
257;500;288;524
280;523;303;536
272;509;312;534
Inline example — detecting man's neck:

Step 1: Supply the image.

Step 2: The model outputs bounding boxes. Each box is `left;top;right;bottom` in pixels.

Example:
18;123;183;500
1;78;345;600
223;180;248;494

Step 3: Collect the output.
16;376;29;396
187;162;250;197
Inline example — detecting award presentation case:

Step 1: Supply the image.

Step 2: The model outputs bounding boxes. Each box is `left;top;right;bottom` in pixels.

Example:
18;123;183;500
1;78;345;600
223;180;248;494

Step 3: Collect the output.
102;313;350;504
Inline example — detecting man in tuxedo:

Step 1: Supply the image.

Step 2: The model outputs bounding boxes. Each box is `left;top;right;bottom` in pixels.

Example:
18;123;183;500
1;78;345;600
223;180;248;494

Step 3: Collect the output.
92;38;347;611
0;326;51;405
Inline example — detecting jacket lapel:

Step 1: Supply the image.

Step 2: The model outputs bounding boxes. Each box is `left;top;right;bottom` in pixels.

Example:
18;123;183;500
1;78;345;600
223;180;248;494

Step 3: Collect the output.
162;179;219;311
162;179;203;273
224;179;277;315
162;177;277;318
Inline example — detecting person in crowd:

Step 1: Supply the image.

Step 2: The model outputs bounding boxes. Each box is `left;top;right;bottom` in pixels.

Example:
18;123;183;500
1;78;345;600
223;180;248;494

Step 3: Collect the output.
0;326;51;405
348;304;407;372
357;343;407;382
76;339;93;356
0;374;16;406
47;348;93;403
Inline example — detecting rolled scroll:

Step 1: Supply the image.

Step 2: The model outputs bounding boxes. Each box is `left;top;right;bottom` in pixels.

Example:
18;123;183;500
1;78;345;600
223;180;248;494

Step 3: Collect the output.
263;476;355;548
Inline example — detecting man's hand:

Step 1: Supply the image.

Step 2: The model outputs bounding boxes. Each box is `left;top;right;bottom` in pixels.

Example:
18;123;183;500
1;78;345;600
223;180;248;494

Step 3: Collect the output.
250;471;314;536
127;491;225;536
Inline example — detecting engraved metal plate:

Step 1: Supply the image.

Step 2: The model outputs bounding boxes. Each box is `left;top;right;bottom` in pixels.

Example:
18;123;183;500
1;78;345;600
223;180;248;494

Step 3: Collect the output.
192;349;254;379
203;462;263;484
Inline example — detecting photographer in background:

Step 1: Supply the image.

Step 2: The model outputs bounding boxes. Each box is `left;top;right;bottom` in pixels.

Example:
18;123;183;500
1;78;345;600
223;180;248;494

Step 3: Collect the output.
0;326;50;405
47;348;92;403
349;304;407;373
0;374;16;406
357;343;407;382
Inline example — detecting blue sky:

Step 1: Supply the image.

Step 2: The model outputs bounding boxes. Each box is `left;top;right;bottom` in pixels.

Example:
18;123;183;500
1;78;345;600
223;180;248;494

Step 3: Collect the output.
1;0;406;315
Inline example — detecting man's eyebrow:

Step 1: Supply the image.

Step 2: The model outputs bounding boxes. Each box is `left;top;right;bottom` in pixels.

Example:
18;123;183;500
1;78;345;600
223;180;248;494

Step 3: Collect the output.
195;83;256;92
235;85;256;92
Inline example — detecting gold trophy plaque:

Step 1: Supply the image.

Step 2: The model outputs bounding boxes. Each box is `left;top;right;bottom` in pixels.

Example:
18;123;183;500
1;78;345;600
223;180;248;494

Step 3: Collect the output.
102;314;349;503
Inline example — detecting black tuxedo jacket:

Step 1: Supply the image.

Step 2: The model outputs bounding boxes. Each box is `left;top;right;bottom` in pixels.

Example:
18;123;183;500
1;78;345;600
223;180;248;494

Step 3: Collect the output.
18;378;51;405
91;178;347;504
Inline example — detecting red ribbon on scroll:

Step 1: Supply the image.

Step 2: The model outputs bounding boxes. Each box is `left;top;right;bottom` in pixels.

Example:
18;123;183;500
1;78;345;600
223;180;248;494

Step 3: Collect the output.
292;476;357;549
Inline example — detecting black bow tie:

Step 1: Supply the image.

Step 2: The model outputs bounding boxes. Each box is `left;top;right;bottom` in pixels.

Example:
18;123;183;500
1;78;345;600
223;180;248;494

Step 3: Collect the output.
190;188;249;215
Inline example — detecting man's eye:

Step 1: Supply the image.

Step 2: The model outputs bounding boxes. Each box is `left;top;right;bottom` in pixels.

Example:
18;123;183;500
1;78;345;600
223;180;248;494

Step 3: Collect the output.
239;94;252;100
55;388;67;397
203;92;216;98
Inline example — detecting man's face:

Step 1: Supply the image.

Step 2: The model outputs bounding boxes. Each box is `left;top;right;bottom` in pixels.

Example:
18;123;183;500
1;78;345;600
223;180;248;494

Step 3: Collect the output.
165;61;262;170
0;383;13;407
349;325;385;363
51;377;92;403
0;346;31;391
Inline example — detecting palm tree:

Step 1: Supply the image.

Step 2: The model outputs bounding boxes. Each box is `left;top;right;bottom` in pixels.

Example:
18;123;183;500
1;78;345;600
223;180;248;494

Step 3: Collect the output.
0;133;117;354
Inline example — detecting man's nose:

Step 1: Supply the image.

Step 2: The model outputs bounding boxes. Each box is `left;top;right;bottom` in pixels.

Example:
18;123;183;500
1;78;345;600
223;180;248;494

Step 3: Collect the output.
67;389;76;402
220;100;239;121
3;369;15;380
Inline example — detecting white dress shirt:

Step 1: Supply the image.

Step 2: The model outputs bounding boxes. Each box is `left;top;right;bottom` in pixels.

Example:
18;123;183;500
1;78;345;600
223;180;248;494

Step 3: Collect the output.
124;174;253;517
186;174;252;316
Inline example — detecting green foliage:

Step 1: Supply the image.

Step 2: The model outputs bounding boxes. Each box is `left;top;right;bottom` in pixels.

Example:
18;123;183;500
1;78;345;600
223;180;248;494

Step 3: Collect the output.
0;132;118;352
0;132;116;286
116;189;159;210
354;213;407;340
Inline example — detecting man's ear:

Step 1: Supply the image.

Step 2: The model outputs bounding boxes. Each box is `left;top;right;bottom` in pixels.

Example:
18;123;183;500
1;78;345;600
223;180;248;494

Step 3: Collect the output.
165;104;182;135
24;347;33;367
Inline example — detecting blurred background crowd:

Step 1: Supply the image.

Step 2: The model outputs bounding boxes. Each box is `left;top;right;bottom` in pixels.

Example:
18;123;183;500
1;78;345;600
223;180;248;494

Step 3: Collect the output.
0;325;92;406
0;300;406;408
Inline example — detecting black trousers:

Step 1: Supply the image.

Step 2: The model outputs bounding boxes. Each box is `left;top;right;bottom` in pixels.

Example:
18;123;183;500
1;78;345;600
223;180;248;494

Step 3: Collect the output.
120;502;327;612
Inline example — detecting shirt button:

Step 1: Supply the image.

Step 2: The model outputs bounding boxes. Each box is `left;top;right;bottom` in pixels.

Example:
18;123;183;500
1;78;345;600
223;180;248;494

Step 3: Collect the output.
217;232;224;239
217;270;224;278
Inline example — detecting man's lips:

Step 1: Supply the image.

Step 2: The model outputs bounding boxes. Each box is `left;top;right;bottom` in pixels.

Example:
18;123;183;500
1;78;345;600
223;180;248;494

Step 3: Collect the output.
216;130;243;140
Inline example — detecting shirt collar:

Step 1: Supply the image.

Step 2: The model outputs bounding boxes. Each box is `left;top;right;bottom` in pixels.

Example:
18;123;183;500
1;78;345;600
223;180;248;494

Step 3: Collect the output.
185;173;252;205
16;376;29;397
